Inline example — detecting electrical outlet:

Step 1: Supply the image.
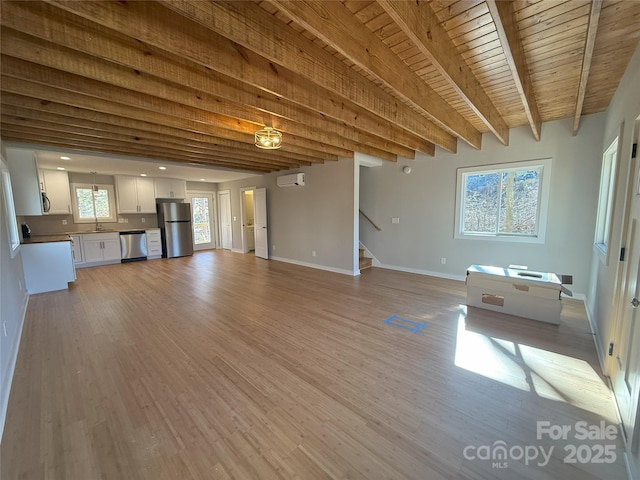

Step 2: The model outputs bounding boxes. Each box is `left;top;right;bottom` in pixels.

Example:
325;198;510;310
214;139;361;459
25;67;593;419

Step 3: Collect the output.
272;245;276;251
392;217;400;224
141;217;146;223
233;216;237;221
62;219;67;225
441;257;447;265
312;250;316;257
124;218;129;223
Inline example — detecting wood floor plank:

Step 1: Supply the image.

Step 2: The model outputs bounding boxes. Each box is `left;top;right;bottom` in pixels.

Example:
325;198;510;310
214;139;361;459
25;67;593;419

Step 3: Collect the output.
0;251;627;479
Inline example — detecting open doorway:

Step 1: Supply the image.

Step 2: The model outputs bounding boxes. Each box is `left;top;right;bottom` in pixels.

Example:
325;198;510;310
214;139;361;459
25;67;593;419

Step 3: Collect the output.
240;187;255;253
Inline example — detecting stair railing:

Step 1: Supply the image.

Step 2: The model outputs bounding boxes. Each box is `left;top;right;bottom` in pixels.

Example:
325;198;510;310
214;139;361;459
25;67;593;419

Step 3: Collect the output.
359;209;382;231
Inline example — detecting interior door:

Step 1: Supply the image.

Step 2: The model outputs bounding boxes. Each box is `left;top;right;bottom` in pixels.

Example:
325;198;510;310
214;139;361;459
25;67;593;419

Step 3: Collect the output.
189;193;216;251
218;191;232;250
612;155;640;451
254;187;268;259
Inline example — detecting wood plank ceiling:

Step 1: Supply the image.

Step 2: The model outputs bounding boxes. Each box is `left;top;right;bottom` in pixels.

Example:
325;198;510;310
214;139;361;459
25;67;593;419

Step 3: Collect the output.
1;1;639;173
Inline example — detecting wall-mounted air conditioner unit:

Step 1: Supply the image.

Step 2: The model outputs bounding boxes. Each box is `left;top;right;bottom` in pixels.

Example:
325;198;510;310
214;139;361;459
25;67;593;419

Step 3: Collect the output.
277;173;305;187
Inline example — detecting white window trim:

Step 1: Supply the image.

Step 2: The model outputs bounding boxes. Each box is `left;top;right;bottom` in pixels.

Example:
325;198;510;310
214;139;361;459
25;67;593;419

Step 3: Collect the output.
594;137;619;265
1;158;21;258
70;183;117;224
454;158;552;244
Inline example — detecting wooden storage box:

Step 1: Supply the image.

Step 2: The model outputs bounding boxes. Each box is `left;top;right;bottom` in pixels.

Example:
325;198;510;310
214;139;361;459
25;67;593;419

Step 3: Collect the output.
466;265;570;325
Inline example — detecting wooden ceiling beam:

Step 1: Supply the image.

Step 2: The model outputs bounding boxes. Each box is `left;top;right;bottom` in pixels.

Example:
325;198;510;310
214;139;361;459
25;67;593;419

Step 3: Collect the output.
268;0;480;148
1;1;433;157
572;0;603;135
1;75;354;159
2;124;281;171
0;38;406;161
1;130;275;173
45;0;456;152
1;114;309;169
1;93;337;163
376;0;509;146
1;41;385;160
486;0;542;141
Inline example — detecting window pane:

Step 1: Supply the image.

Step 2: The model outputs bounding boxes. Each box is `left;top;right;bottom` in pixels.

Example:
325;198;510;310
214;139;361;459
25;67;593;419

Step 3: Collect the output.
94;189;111;219
463;173;499;234
76;188;96;219
498;169;540;235
191;197;211;245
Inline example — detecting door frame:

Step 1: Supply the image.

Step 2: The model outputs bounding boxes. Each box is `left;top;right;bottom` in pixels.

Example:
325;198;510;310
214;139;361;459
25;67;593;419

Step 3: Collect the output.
239;186;257;254
217;189;232;250
188;191;217;251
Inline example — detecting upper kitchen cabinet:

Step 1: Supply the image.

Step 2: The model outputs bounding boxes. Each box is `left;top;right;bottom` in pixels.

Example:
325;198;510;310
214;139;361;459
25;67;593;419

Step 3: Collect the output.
39;169;72;215
154;178;186;199
115;176;156;214
5;147;43;216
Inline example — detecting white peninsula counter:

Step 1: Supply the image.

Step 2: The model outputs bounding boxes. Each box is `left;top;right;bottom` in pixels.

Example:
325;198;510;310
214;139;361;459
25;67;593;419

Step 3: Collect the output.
20;235;76;294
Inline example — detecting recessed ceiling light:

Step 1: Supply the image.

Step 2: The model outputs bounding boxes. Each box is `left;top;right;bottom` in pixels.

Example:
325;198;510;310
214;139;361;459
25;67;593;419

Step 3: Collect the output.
200;178;206;181
60;156;71;160
57;167;66;171
158;166;167;170
140;174;147;177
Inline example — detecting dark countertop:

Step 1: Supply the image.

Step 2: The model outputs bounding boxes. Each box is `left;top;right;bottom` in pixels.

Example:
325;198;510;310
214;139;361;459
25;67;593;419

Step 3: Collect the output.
21;234;72;245
65;228;160;235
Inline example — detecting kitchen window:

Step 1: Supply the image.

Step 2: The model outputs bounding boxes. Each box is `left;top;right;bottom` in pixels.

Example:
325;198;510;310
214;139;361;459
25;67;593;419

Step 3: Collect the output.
454;158;552;243
71;183;117;223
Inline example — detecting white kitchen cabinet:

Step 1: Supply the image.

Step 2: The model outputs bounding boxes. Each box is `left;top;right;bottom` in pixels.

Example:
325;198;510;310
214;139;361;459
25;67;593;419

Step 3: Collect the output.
70;235;84;264
39;169;72;215
115;176;156;214
20;240;75;294
145;228;162;259
154;178;186;199
5;148;43;216
81;233;121;265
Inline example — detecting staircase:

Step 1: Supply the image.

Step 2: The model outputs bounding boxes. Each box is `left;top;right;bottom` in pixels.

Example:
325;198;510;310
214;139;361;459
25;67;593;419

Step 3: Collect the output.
359;248;372;271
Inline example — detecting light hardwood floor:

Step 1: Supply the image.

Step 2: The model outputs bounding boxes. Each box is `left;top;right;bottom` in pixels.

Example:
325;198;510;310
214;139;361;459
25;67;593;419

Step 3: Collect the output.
1;251;627;479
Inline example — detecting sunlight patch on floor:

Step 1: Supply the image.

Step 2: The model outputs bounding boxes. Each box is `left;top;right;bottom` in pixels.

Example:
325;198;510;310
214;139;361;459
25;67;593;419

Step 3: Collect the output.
454;306;616;422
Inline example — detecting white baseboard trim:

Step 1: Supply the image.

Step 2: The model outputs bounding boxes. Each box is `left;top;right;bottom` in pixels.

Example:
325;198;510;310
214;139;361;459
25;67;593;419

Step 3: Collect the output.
0;292;29;442
377;263;466;282
231;248;244;254
583;296;608;376
271;256;358;276
624;451;637;480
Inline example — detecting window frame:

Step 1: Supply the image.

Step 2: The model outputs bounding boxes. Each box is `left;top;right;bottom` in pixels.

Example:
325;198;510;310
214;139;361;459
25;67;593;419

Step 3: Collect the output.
70;183;117;224
454;158;552;244
1;157;21;258
594;137;619;264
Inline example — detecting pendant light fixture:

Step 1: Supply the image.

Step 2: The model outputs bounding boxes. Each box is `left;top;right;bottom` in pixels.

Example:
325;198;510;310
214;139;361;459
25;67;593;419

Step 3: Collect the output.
254;127;283;149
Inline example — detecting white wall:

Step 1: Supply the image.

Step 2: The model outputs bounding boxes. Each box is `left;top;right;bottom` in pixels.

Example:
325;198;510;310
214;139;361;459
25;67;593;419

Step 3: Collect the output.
218;157;358;274
360;113;606;295
0;141;29;441
587;44;640;367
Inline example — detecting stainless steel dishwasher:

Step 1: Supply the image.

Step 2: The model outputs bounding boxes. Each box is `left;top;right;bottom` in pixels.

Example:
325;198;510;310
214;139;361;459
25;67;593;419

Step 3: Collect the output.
120;230;147;262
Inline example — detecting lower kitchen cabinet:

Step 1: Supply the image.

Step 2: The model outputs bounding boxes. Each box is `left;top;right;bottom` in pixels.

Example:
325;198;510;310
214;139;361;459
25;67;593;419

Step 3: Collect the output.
78;233;121;266
146;228;162;259
70;235;84;264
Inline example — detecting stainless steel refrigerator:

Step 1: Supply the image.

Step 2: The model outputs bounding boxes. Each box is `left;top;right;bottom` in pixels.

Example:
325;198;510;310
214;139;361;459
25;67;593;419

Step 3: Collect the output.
157;202;193;258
